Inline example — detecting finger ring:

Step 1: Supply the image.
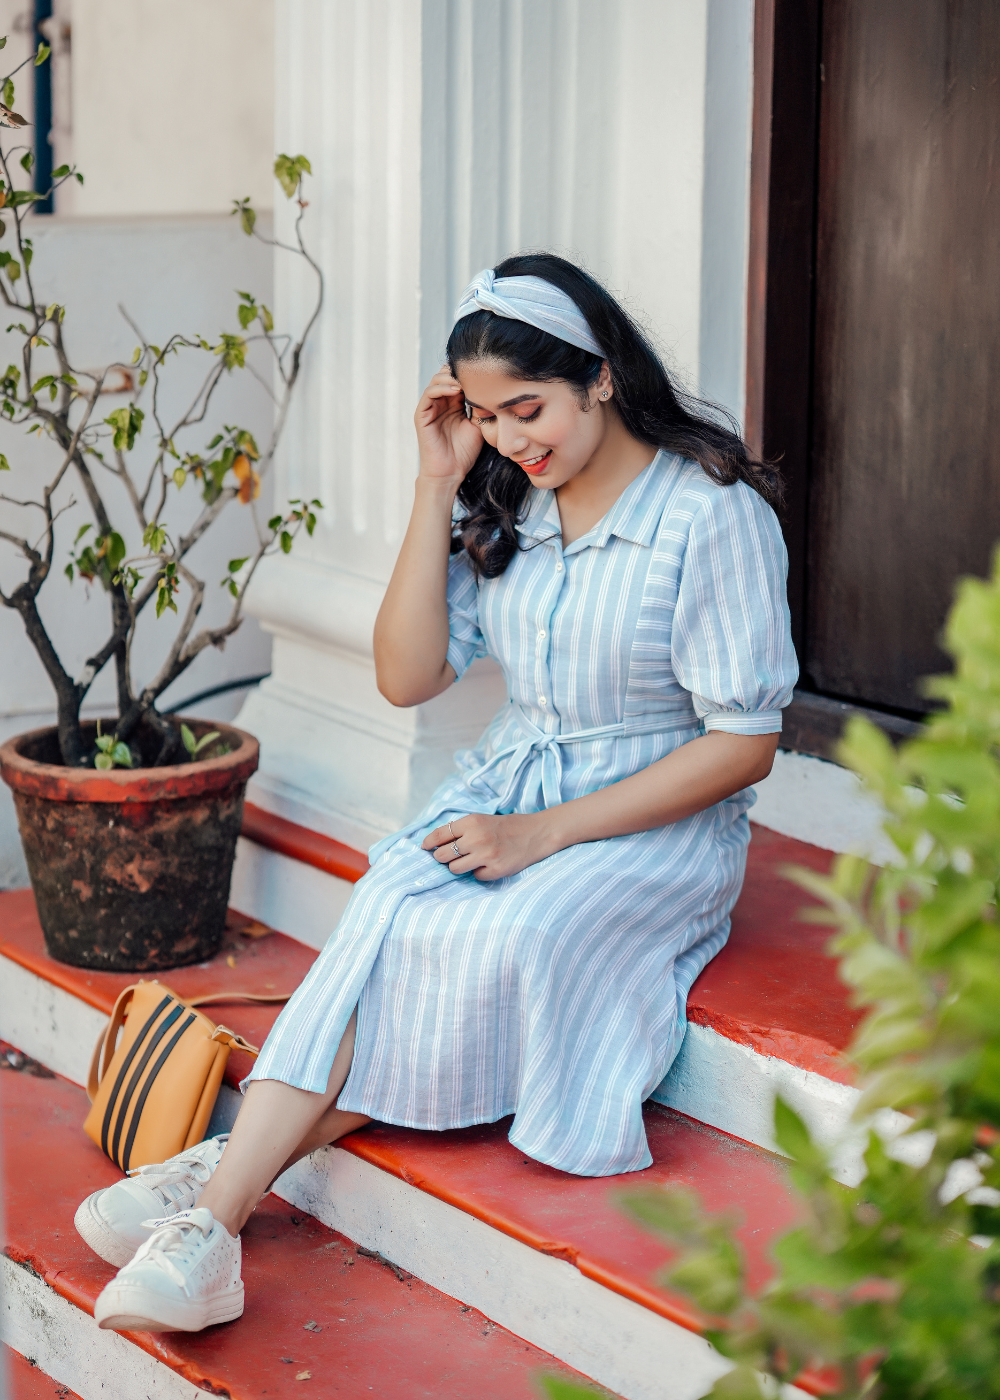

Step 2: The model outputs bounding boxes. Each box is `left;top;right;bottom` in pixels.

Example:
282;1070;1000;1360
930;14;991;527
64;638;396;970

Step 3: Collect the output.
451;842;461;857
448;820;457;841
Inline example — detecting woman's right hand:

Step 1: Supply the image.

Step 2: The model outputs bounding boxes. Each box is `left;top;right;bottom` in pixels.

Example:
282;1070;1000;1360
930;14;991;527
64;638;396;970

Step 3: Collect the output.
414;367;484;485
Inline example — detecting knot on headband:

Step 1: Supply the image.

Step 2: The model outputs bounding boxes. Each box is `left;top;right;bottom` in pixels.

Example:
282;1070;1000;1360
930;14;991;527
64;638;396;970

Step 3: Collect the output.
452;269;603;359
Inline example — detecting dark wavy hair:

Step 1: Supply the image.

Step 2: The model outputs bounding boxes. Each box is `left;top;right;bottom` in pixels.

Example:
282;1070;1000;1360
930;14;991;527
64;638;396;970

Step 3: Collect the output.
446;252;782;577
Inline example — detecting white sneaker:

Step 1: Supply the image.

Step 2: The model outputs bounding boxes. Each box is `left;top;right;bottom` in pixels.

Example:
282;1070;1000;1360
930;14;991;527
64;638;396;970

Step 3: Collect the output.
75;1135;229;1267
94;1207;243;1333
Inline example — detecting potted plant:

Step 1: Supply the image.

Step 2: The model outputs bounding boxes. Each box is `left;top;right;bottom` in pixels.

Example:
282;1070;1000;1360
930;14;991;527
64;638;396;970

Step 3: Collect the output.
0;44;322;971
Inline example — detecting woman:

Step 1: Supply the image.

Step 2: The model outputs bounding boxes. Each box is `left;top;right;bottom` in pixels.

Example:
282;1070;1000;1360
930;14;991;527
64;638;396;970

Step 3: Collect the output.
80;253;797;1334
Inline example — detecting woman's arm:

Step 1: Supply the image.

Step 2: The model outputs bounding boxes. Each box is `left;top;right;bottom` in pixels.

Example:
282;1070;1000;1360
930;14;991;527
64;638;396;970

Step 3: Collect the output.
422;730;779;880
374;369;484;707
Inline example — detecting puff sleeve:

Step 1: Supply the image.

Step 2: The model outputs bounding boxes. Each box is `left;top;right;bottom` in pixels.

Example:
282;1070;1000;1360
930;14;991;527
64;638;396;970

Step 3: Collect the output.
670;482;798;734
445;548;487;682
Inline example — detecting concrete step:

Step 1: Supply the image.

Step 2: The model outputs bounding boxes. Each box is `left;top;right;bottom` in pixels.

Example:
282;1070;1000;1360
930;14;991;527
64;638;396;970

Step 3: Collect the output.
0;1061;616;1400
4;1344;82;1399
2;1042;820;1400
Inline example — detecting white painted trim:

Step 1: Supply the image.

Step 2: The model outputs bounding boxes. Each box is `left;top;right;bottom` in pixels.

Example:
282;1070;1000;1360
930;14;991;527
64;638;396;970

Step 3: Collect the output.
752;749;898;864
229;837;352;949
1;1255;203;1400
0;956;104;1088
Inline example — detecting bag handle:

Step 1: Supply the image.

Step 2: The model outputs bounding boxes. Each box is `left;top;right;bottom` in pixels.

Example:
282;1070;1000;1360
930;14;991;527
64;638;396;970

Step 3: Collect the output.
86;984;292;1101
87;982;138;1103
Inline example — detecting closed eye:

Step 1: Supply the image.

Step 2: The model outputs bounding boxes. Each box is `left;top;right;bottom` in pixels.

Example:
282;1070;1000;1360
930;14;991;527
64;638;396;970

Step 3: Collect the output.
515;407;541;423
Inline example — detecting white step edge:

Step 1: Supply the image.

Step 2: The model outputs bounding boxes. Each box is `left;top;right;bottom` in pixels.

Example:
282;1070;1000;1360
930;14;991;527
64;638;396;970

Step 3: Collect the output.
230;835;354;949
0;947;868;1183
1;1255;202;1400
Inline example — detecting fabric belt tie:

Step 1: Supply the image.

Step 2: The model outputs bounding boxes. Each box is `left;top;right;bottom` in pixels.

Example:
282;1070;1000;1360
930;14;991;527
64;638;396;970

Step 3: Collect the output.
458;704;693;813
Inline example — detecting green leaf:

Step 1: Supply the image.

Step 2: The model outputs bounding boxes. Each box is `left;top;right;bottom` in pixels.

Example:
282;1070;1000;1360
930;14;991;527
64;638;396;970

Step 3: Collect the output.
111;742;133;768
260;304;274;333
3;78;14;108
274;153;312;198
52;164;70;178
19;151;32;173
539;1380;603;1400
268;514;282;531
35;41;50;65
95;734;114;753
193;730;221;756
73;523;92;544
104;404;144;451
131;345;142;365
280;530;292;554
237;301;256;330
8;191;42;207
207;433;224;450
5;259;19;282
94;753;113;770
173;466;187;488
75;172;84;185
180;723;197;756
0;453;8;471
227;578;239;598
228;557;249;573
0;36;7;49
105;532;126;573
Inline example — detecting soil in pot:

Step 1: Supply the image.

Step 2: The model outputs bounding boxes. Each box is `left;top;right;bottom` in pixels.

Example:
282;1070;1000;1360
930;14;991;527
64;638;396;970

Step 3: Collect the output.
0;718;259;972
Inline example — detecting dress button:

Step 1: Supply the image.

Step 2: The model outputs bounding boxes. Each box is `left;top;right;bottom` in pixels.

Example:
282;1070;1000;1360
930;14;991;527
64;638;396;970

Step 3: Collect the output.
537;630;545;640
379;913;387;922
539;696;547;706
555;562;563;572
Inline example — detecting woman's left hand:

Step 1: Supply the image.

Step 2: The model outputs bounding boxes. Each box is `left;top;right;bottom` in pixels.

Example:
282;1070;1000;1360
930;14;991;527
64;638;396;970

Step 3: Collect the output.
422;812;555;881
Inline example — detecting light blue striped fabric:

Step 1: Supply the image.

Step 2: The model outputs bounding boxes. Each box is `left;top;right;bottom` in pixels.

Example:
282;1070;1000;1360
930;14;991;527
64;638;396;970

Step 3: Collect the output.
246;452;798;1176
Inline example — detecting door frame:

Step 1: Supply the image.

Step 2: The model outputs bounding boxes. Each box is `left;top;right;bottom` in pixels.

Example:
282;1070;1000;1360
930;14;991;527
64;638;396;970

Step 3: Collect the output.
745;0;919;759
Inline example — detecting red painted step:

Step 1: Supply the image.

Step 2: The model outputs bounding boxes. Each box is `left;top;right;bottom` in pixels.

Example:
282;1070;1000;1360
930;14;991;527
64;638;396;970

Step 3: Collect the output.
0;824;852;1091
1;1064;614;1400
4;1345;81;1399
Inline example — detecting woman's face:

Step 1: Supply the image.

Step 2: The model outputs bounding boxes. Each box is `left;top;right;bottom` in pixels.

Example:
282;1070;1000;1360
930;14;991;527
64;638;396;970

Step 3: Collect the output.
454;358;612;489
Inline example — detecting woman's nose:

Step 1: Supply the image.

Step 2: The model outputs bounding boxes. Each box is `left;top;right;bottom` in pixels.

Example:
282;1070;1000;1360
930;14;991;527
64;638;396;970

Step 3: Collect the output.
496;422;529;459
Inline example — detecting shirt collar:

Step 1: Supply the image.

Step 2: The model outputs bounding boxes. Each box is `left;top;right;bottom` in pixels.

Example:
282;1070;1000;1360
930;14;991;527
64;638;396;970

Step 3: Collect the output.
515;450;671;552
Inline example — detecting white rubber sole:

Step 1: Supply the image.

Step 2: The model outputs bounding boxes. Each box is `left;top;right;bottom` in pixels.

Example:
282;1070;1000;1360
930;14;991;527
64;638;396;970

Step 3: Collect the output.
95;1280;245;1333
74;1192;141;1269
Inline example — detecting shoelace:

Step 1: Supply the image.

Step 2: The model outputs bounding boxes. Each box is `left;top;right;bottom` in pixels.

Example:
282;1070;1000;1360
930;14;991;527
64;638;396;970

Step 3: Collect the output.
126;1136;229;1210
130;1214;213;1293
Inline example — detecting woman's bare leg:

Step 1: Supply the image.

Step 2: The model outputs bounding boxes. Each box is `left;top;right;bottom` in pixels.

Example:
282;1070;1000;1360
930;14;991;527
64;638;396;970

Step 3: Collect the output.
199;1010;369;1237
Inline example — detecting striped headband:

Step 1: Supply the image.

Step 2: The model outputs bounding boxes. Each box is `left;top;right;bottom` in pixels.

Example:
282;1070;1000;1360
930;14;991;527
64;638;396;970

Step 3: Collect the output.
452;269;603;358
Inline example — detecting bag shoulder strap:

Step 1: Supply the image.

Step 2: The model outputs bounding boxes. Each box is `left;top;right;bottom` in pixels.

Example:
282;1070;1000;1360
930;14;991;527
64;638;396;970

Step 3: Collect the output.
86;985;291;1100
185;991;291;1008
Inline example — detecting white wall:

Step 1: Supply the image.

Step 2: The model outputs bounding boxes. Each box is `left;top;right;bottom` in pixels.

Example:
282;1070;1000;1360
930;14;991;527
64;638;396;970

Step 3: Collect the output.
0;215;276;887
68;0;274;216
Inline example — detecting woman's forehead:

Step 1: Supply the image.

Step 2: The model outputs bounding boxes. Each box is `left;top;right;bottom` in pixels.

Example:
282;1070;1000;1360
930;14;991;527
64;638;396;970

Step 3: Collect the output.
455;360;559;408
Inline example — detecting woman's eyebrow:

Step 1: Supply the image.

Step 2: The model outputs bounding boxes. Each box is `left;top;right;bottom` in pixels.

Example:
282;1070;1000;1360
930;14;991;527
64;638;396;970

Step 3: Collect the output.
464;393;542;411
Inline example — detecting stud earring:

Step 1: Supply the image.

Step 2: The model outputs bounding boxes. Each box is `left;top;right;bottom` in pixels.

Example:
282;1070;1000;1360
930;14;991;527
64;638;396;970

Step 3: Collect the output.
601;391;609;399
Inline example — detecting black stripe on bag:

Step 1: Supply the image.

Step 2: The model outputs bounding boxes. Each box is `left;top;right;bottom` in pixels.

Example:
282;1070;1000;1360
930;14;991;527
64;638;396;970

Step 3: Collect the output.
100;994;172;1158
121;1012;197;1172
109;1004;186;1168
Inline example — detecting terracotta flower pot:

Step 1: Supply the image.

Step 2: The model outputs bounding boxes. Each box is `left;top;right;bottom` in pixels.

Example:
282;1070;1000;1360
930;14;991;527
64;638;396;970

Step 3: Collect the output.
0;719;259;972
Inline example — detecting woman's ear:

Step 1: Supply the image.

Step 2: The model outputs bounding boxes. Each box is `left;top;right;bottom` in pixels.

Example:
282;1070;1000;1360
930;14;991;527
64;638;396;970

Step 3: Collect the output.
594;361;613;405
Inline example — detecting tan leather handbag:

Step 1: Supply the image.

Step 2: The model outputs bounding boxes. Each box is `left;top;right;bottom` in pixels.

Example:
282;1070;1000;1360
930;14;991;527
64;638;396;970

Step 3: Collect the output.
84;979;289;1171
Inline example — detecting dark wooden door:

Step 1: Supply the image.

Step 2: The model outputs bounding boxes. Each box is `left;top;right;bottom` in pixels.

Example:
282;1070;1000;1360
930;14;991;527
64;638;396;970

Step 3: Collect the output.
804;0;1000;713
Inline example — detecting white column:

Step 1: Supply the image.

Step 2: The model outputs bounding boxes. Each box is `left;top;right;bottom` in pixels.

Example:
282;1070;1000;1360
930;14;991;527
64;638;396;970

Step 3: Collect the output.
239;0;752;853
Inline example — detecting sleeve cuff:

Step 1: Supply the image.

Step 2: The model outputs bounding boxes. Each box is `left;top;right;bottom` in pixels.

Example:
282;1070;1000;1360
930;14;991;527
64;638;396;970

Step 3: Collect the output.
702;709;783;735
446;638;480;682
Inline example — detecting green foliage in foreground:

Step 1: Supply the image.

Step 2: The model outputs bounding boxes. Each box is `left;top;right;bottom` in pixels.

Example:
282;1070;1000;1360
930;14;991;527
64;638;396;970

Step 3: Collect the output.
544;551;1000;1399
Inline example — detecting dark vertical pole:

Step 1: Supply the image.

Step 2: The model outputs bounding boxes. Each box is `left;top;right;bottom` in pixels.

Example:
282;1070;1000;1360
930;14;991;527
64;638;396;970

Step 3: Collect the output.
32;0;53;214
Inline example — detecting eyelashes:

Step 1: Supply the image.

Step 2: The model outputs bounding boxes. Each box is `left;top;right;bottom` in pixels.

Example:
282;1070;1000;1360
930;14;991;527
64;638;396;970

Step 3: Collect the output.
471;407;542;426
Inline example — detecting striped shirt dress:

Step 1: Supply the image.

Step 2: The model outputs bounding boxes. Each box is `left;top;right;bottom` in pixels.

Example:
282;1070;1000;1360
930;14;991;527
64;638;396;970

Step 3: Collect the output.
246;452;798;1177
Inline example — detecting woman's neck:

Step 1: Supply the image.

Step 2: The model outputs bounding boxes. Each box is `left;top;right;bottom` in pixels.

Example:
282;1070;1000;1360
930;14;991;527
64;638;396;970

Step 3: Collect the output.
555;413;657;546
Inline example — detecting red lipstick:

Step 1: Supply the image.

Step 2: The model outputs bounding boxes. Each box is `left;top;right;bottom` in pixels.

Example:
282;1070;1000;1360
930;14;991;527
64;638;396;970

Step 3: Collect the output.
519;451;552;475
